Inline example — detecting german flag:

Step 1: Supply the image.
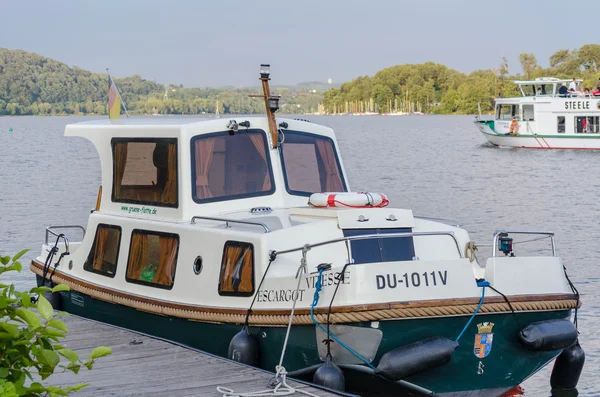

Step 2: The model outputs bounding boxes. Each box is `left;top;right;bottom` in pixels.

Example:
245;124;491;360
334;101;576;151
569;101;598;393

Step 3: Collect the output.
108;74;121;120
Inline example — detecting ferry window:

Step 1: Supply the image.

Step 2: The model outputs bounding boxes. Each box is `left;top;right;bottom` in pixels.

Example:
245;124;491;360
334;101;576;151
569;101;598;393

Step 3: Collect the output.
280;131;347;196
497;104;519;121
218;242;254;296
112;139;178;208
84;224;121;277
575;116;600;133
522;105;534;121
191;129;274;203
126;230;179;289
557;117;565;133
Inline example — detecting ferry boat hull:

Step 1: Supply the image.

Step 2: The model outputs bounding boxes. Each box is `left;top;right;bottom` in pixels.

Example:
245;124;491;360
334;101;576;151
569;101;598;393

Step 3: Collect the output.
476;120;600;150
33;268;575;397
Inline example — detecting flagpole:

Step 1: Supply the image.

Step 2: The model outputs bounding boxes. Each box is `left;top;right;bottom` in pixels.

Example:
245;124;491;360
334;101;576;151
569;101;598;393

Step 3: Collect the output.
106;68;129;117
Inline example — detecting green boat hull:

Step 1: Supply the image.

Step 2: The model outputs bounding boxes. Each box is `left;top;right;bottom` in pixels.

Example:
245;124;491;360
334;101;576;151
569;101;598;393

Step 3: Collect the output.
50;281;569;396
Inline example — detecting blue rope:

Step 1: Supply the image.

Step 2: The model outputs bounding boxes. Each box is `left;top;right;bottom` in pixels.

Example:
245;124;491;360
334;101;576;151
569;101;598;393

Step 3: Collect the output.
310;268;376;369
455;280;490;343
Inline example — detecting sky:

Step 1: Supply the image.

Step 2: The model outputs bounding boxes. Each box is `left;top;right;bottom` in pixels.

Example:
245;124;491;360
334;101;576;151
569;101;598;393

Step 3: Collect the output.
2;0;599;88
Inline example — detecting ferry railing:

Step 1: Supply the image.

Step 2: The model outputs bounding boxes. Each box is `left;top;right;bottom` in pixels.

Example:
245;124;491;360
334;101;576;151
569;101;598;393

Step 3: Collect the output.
414;216;461;227
492;230;555;257
45;225;86;245
273;231;463;258
191;216;270;233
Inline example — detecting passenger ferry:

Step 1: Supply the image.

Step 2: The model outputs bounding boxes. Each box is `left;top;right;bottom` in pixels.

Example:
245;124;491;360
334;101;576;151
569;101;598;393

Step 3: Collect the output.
475;77;600;149
32;67;582;396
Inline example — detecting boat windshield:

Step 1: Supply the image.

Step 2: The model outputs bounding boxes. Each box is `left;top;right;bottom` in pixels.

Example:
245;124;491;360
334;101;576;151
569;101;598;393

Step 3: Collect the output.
280;131;346;196
191;129;275;203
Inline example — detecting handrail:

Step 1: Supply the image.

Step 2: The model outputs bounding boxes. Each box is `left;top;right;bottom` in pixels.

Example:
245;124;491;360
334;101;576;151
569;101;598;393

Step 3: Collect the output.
45;225;86;245
191;216;270;233
492;230;555;257
414;216;461;227
273;231;462;258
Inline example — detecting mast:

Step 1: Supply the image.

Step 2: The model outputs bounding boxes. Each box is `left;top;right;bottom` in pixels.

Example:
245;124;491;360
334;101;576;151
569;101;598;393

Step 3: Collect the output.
249;64;280;148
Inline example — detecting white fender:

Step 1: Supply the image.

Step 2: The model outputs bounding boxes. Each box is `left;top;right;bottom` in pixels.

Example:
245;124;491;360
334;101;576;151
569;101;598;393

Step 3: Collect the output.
309;192;389;208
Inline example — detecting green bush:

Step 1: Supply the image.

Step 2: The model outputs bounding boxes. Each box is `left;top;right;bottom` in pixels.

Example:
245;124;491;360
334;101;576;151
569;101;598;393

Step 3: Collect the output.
0;250;111;396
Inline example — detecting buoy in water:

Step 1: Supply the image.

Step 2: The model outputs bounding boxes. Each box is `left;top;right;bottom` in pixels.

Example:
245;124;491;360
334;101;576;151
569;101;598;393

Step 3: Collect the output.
313;356;345;391
228;327;260;367
550;341;585;391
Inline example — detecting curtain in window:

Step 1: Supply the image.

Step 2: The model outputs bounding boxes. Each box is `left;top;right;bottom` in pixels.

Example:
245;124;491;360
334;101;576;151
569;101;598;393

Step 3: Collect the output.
127;232;148;280
219;246;253;293
114;143;128;198
220;245;242;292
154;235;178;286
92;226;109;271
249;133;271;191
195;138;215;199
315;139;344;192
160;144;177;204
237;249;253;293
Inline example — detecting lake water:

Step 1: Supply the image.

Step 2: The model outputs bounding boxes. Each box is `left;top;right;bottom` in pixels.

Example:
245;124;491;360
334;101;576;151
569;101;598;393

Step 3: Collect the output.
0;115;597;396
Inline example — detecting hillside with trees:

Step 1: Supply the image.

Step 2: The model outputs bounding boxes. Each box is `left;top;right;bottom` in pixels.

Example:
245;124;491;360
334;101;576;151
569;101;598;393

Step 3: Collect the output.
0;48;328;116
2;45;600;116
323;44;600;114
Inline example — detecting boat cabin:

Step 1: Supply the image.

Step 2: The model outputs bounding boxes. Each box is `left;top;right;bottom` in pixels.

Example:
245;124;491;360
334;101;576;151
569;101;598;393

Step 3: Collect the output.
69;117;349;222
492;78;600;135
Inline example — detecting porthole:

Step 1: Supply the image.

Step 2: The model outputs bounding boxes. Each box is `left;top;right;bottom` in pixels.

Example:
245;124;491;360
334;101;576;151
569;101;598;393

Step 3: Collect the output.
68;260;73;270
193;256;203;275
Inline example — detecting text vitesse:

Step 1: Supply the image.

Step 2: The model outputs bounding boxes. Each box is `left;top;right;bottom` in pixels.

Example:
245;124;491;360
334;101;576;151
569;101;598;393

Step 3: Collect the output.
376;271;448;289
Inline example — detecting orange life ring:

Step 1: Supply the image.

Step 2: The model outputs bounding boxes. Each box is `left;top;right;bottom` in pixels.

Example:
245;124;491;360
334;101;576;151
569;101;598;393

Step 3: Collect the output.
509;119;519;135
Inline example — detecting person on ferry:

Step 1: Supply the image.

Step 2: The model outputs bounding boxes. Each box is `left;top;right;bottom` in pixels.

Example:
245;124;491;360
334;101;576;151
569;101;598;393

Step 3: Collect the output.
559;83;568;97
568;78;578;93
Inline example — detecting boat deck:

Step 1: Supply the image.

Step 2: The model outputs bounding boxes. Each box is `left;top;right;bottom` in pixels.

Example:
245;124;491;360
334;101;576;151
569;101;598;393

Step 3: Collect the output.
49;315;351;397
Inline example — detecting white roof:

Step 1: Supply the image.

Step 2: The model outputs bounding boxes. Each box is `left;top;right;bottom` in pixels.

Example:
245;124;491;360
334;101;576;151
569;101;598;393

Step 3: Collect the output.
513;77;583;85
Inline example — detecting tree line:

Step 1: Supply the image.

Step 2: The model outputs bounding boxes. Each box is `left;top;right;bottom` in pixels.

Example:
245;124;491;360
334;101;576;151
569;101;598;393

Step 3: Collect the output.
0;48;325;116
323;44;600;115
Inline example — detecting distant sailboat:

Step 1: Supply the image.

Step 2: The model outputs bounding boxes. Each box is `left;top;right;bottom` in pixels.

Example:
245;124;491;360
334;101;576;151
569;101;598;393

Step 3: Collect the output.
215;100;220;118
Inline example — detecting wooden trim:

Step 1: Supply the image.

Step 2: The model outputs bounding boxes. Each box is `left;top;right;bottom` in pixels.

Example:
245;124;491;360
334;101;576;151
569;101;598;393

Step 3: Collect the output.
31;259;577;316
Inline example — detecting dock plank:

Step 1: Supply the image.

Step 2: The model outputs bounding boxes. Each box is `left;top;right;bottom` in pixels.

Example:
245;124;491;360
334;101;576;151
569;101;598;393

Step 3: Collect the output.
47;315;346;397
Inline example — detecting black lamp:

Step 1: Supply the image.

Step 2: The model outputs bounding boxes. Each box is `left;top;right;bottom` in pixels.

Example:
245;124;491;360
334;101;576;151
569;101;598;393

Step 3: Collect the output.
268;97;279;113
260;64;271;79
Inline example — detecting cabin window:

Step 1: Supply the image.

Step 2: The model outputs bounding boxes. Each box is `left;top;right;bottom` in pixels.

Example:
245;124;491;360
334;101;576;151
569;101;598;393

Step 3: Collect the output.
191;130;274;203
557;116;566;133
496;104;519;121
111;138;178;207
83;224;121;277
522;105;534;121
280;131;346;196
575;116;600;133
218;242;254;296
126;230;179;289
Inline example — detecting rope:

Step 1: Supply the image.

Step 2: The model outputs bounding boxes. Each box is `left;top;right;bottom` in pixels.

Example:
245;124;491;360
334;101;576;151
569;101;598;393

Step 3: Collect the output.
464;241;478;263
217;247;320;397
455;280;488;342
244;252;277;328
30;263;581;325
310;267;376;370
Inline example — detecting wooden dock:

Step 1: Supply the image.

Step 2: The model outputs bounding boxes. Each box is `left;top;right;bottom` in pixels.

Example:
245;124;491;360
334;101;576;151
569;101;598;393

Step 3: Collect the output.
50;315;349;397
